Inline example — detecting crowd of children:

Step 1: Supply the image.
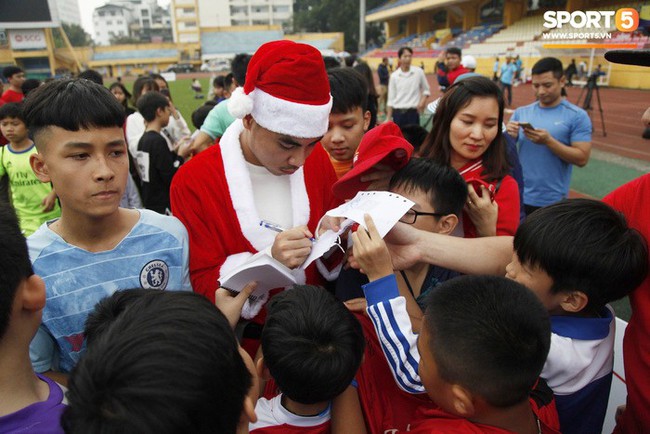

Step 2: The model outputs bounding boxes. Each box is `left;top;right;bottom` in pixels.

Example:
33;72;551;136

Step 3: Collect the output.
0;44;649;434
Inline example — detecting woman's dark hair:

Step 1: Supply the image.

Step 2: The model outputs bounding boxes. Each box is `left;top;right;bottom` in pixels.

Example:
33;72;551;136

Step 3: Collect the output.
353;62;378;98
419;76;510;181
131;76;159;106
109;82;132;110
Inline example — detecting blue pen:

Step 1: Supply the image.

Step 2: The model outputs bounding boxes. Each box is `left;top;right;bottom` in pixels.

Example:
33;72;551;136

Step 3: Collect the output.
259;220;315;242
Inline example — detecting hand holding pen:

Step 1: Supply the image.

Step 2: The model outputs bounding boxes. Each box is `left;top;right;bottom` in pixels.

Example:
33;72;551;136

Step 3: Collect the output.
261;220;314;269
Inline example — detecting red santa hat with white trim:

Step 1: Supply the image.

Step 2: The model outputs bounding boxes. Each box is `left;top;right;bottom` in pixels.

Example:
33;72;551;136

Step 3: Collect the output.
228;40;333;138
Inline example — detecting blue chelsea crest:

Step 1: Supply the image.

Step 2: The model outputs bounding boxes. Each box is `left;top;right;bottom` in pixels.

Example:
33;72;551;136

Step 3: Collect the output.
140;260;170;290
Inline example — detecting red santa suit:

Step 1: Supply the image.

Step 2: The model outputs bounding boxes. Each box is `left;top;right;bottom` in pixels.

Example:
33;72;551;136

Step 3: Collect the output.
604;174;650;434
458;159;520;238
170;119;339;307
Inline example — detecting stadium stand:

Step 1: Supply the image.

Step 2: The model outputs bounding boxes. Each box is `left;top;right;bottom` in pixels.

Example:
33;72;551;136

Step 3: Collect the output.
92;49;179;62
201;29;284;56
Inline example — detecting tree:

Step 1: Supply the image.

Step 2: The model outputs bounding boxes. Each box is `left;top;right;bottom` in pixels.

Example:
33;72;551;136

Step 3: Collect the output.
292;0;386;52
53;23;94;48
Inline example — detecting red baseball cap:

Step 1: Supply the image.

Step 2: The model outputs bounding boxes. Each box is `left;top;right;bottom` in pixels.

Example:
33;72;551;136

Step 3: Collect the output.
332;122;413;200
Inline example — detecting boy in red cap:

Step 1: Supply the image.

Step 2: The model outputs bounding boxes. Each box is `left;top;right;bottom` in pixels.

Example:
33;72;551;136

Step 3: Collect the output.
170;40;340;349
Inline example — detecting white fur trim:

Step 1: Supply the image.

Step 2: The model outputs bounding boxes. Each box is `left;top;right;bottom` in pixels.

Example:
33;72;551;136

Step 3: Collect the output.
291;269;307;286
227;87;254;119
219;252;255;282
242;292;269;319
315;259;342;282
219;252;263;319
250;88;333;138
220;120;311;252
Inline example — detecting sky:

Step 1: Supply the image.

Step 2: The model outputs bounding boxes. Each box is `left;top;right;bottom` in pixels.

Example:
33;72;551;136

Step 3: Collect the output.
78;0;171;36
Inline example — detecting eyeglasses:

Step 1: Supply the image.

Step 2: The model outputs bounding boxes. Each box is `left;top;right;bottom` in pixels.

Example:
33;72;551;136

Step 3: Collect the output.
399;209;445;224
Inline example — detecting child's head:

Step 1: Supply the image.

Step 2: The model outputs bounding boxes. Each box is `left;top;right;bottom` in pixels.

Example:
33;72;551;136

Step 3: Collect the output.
510;199;648;314
419;275;550;415
419;76;509;181
230;53;252;87
63;290;254;434
400;124;428;154
0;204;38;341
83;288;158;347
261;285;364;404
0;102;28;144
150;73;168;91
212;75;226;98
22;79;129;218
109;82;131;108
191;103;216;130
78;69;104;85
322;67;370;162
389;157;467;235
2;66;25;89
137;91;171;125
21;78;41;97
445;47;462;69
131;76;159;105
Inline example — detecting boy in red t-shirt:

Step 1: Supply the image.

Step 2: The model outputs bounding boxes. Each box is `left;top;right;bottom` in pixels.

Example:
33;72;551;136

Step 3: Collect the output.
352;216;561;433
0;66;25;105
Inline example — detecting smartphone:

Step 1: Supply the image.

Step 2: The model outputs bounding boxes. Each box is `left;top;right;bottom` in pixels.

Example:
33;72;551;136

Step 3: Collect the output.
466;178;496;202
519;122;535;130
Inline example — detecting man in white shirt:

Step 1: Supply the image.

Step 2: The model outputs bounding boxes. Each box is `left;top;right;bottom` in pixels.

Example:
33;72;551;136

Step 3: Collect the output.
386;47;431;128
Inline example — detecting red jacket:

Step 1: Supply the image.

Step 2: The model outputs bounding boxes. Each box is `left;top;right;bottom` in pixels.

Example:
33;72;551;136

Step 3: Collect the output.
170;120;339;306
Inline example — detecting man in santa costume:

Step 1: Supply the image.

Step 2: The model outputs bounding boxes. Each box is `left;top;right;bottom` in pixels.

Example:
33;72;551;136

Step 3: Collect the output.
170;40;340;339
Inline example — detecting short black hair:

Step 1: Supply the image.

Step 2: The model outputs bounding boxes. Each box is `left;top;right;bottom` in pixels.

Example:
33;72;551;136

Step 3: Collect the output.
398;47;413;58
262;285;364;404
191;103;216;130
0;204;34;339
323;56;341;70
446;47;462;57
231;54;252;87
0;102;25;122
328;68;368;114
531;57;564;80
514;199;648;311
83;288;157;347
22;79;125;147
3;65;23;79
399;124;428;153
21;78;41;97
224;73;234;91
136;91;170;122
389;157;467;217
423;275;551;408
78;69;104;85
212;75;226;88
63;290;252;434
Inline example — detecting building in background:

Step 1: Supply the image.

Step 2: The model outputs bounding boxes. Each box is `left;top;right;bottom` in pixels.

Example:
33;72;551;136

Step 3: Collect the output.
170;0;293;44
52;0;82;26
93;0;172;45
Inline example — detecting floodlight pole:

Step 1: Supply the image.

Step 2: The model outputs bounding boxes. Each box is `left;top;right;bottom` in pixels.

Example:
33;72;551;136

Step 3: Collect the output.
359;0;366;53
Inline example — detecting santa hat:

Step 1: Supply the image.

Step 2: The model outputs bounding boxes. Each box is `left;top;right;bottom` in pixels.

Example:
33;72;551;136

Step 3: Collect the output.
228;40;333;138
